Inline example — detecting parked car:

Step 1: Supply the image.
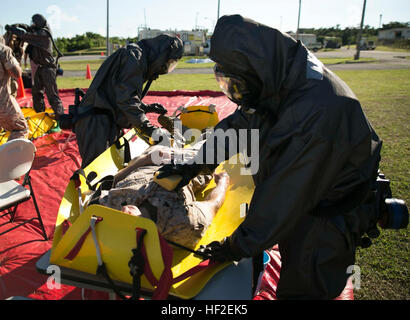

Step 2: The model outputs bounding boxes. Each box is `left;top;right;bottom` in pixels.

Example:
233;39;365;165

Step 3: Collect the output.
307;42;323;52
359;39;376;50
203;39;211;55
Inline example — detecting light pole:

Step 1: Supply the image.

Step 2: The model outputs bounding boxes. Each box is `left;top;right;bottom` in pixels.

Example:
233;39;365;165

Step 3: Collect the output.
355;0;367;60
296;0;301;40
106;0;110;56
204;17;216;32
217;0;220;21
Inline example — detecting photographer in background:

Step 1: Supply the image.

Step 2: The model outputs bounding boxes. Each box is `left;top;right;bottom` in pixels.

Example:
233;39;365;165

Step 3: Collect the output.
6;14;64;120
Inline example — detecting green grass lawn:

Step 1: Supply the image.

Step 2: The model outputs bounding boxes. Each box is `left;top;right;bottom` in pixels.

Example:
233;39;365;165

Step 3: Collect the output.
335;69;409;300
320;57;377;64
57;69;409;300
57;77;93;89
59;59;104;71
375;45;410;53
63;47;107;56
149;74;221;91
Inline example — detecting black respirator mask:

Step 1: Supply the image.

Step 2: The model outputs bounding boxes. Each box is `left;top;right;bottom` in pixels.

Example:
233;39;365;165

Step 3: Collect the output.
214;64;252;106
31;14;47;30
158;59;179;75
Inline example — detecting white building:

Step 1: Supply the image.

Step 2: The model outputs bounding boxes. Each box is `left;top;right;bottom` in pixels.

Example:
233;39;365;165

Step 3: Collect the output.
378;28;410;40
288;33;322;51
138;29;166;40
288;33;317;46
138;28;207;56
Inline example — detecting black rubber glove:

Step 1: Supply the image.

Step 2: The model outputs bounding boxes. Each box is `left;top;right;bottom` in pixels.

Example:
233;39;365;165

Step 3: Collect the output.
156;163;204;190
151;127;172;145
138;121;171;146
197;237;242;262
141;103;167;115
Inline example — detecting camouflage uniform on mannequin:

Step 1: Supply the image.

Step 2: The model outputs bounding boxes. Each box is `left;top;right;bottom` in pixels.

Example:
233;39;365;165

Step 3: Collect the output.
0;35;29;141
98;144;228;249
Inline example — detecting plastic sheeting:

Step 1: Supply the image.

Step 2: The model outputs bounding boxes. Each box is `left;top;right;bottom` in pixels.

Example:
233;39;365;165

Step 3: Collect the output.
184;58;214;64
0;108;57;145
0;89;354;300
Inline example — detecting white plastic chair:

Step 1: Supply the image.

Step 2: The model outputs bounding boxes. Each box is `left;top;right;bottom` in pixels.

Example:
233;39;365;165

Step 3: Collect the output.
0;139;47;240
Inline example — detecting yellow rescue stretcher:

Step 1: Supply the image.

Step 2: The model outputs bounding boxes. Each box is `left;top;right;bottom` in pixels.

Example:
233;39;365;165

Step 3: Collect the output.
49;106;256;299
0;108;57;145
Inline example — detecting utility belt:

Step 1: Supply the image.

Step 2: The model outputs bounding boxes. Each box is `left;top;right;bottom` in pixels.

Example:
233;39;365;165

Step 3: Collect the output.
60;73;156;132
59;88;113;131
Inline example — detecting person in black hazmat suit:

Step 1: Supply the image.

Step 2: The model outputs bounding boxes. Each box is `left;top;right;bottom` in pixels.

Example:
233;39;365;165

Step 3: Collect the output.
65;34;183;168
5;14;64;119
157;15;383;299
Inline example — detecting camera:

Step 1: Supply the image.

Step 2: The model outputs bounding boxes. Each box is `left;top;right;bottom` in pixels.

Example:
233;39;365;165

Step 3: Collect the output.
58;107;76;130
375;173;408;230
57;64;64;76
59;88;84;130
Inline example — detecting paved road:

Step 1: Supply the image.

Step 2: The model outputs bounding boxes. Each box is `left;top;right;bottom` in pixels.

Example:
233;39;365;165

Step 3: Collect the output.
60;55;106;61
61;48;410;77
315;48;410;70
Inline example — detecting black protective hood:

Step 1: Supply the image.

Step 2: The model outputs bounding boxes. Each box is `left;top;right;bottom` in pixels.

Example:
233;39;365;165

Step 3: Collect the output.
138;34;183;80
6;14;54;66
210;15;307;113
75;34;184;167
31;14;51;34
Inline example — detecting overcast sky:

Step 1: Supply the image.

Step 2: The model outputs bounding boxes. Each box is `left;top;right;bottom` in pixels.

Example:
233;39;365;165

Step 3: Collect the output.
1;0;409;38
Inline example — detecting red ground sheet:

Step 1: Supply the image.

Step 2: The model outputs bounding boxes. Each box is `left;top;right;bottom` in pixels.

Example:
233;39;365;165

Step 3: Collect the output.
0;89;353;300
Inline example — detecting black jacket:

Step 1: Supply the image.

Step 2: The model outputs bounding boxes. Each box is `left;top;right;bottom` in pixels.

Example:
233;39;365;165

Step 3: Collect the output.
204;15;382;257
76;34;183;130
9;19;55;68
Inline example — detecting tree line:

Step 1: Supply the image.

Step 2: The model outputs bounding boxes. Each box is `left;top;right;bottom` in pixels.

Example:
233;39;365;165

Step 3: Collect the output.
55;32;137;53
298;21;409;46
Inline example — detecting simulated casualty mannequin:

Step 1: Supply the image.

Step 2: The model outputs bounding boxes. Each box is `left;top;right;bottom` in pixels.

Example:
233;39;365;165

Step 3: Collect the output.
158;15;382;299
6;14;64;119
0;35;29;141
66;34;184;168
97;144;230;249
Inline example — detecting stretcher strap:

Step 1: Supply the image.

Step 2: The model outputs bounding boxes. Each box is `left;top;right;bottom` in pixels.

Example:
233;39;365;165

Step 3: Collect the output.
64;216;103;261
61;219;72;237
115;138;131;164
61;220;218;299
137;227;174;300
172;259;217;284
135;228;218;300
71;169;115;192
